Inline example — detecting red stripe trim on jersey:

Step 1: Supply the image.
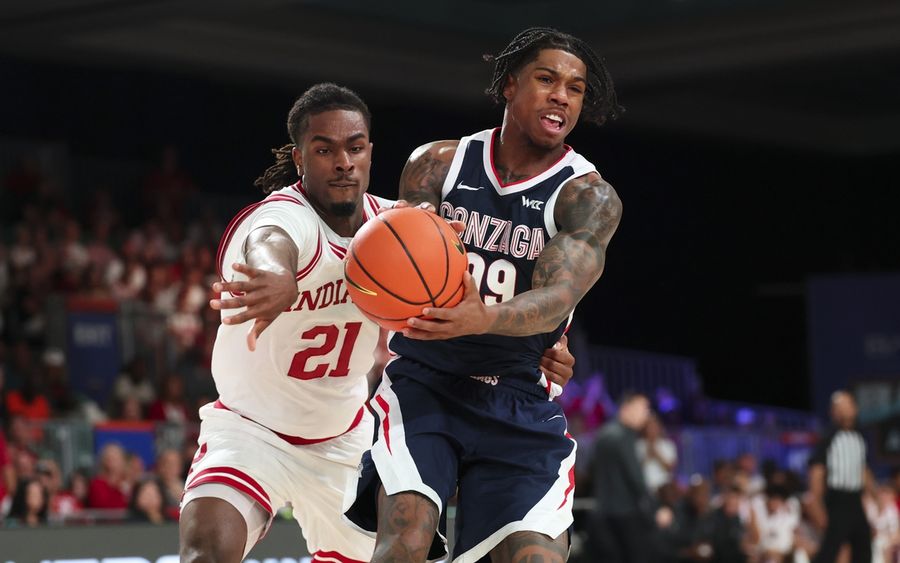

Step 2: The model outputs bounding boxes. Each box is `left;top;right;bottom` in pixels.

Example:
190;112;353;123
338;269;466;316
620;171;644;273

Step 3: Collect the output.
546;377;553;396
296;231;323;281
488;128;571;188
328;242;348;259
374;394;392;455
363;193;381;221
216;202;264;281
313;550;367;563
213;400;365;445
292;180;303;194
558;432;576;509
188;474;273;515
215;193;308;281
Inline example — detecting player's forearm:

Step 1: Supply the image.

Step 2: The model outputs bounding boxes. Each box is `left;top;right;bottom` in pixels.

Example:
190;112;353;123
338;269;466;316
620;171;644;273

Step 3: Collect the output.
483;286;577;336
243;226;299;275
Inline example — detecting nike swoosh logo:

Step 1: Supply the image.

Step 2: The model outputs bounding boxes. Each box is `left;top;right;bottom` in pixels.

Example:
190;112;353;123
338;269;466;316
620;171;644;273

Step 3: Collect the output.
457;183;484;191
546;415;563;421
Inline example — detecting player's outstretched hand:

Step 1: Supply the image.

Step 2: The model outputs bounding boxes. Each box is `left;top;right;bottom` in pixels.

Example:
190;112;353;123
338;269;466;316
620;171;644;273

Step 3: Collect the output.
380;200;465;234
540;335;574;388
403;272;489;340
210;262;299;352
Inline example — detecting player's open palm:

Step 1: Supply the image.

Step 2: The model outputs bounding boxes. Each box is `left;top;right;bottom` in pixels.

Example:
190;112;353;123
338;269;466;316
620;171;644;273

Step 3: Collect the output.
210;262;298;351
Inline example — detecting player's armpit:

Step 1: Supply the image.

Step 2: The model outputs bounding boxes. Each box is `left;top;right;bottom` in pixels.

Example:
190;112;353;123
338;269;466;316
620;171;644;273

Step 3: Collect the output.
398;140;459;207
483;173;622;337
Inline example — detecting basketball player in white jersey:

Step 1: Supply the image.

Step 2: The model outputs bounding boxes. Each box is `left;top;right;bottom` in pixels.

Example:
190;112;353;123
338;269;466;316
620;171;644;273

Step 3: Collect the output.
178;83;575;563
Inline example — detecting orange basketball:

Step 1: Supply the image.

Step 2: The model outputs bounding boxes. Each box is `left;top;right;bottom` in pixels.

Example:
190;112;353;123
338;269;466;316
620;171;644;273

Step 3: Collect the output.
344;207;467;331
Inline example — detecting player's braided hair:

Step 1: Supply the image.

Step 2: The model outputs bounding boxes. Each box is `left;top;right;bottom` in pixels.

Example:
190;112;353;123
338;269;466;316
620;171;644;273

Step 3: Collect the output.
484;27;623;126
254;83;371;194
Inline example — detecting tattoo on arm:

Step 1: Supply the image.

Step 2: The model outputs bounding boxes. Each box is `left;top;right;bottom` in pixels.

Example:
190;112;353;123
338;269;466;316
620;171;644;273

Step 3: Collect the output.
488;174;622;336
398;142;456;207
490;530;568;563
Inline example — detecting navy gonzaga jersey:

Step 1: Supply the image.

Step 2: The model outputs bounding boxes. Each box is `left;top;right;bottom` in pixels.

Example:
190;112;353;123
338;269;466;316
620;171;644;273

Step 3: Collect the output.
389;128;598;385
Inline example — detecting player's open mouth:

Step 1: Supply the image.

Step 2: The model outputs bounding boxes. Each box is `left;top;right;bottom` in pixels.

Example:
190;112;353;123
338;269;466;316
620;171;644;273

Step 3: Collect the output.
540;113;565;132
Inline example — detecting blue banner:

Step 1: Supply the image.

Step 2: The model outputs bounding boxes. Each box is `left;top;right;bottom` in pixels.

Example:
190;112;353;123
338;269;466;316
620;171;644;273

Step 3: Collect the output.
808;274;900;422
66;309;120;406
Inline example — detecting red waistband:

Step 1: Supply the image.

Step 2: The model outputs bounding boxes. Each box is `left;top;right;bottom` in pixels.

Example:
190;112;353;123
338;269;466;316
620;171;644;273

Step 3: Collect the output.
213;399;365;445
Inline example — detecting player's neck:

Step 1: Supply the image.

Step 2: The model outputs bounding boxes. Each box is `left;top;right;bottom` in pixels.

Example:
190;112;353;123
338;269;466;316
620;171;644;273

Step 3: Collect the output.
494;125;567;182
321;210;364;238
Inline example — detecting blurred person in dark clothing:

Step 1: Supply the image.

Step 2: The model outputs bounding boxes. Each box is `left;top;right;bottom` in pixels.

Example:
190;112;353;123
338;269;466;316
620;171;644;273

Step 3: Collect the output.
809;391;872;563
711;459;735;504
128;478;167;524
588;391;653;562
6;477;48;527
694;484;748;563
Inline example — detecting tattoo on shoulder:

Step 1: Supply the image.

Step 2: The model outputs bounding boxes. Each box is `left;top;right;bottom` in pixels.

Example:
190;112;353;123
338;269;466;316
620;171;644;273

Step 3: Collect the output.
399;149;450;207
532;174;622;292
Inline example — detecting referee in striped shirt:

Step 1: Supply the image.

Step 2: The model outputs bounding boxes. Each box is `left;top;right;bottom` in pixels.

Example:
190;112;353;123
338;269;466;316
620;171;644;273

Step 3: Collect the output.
809;391;873;563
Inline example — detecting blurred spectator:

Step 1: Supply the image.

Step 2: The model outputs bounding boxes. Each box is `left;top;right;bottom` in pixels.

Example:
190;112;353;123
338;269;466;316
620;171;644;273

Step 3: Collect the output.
65;468;91;515
892;468;900;514
147;373;190;424
866;485;900;563
808;391;871;563
712;459;736;504
87;443;130;509
696;484;748;563
143;146;196;219
126;451;147;487
748;483;801;563
5;367;50;420
128;478;167;524
637;413;677;496
588;392;654;562
155;447;183;519
111;231;148;300
736;453;765;496
0;428;13;513
116;396;145;421
60;219;90;280
675;476;715;562
6;478;48;527
167;288;203;354
112;358;156;411
38;459;84;521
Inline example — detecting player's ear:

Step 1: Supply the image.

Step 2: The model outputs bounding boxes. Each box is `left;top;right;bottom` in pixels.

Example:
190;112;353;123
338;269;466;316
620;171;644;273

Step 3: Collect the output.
502;74;517;103
292;145;303;175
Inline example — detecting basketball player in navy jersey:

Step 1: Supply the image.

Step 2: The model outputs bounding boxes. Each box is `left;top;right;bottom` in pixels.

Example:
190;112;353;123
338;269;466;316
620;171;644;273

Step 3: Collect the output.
345;28;623;563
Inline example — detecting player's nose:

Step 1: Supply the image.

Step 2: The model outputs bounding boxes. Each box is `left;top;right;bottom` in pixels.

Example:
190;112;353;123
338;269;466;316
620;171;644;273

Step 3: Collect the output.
334;150;353;171
548;84;569;106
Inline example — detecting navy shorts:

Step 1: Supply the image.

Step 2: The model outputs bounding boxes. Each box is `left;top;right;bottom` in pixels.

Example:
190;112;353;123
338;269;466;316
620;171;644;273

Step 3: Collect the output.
344;360;577;563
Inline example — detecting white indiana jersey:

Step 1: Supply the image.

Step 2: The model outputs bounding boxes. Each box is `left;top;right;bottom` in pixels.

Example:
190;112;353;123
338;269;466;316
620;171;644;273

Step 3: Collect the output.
212;182;393;440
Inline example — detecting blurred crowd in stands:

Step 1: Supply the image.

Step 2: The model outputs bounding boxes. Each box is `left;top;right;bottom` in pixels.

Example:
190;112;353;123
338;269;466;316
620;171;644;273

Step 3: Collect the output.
1;147;899;563
1;148;217;525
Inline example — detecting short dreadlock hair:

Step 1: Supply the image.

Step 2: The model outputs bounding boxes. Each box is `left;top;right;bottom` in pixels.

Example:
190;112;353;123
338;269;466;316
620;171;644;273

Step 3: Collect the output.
484;27;623;126
254;83;371;194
